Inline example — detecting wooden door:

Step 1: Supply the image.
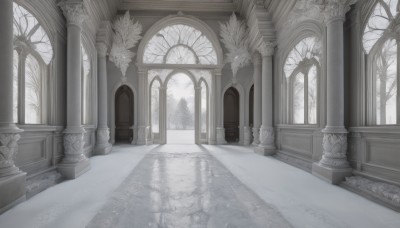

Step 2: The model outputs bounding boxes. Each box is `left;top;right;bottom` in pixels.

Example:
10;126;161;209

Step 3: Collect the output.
115;86;134;142
224;87;240;142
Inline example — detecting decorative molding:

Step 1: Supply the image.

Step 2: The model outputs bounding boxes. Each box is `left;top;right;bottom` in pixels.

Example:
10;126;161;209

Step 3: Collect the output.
58;0;88;27
96;21;112;48
96;128;110;145
63;133;88;163
319;133;349;168
259;126;274;146
252;127;260;145
259;41;276;57
96;42;108;57
319;0;357;23
345;176;400;208
119;1;235;12
0;133;22;177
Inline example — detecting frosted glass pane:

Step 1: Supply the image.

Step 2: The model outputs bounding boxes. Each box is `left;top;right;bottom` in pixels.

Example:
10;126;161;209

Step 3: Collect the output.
308;66;317;124
363;0;398;53
284;37;320;78
151;80;160;133
25;55;41;124
293;73;305;124
144;24;217;65
376;39;397;125
13;50;19;123
13;3;53;64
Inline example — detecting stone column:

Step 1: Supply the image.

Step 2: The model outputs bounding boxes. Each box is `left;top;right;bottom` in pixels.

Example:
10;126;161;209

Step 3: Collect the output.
58;0;90;179
255;42;276;155
195;86;201;145
208;71;217;145
215;71;226;144
94;42;112;155
159;86;167;144
252;52;262;145
0;0;26;213
312;0;355;184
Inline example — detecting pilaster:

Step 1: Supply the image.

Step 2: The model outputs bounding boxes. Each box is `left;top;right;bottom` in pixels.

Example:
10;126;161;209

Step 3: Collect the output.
252;52;262;145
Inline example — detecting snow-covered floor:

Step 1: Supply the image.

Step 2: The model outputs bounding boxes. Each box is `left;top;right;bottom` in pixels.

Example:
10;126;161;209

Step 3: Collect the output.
0;144;399;228
167;130;195;144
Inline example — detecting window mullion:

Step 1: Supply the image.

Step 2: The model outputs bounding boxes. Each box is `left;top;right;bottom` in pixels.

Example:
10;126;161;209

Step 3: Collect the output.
304;69;309;125
18;50;27;124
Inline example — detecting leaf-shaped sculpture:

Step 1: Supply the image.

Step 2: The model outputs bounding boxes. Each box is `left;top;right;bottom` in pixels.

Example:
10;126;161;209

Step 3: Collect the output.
110;11;142;77
220;13;251;82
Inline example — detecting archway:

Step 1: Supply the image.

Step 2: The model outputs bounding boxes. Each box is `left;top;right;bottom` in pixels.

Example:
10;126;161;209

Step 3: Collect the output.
166;73;195;144
115;85;134;143
224;87;240;143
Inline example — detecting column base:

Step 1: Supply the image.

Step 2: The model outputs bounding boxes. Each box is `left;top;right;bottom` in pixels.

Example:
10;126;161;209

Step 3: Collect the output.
57;159;90;180
243;126;252;145
312;162;352;185
252;127;260;146
254;145;275;156
216;127;227;145
0;172;26;214
94;143;112;155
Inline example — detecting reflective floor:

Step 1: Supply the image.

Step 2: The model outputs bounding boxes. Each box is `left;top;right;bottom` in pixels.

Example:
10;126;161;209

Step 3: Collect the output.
87;146;292;228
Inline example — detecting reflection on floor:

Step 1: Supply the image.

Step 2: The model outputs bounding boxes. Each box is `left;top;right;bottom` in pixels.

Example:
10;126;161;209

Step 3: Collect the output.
87;147;291;228
0;145;399;228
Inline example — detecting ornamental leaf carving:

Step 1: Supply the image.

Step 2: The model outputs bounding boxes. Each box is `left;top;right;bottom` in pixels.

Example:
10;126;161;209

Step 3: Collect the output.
220;13;251;80
109;11;142;77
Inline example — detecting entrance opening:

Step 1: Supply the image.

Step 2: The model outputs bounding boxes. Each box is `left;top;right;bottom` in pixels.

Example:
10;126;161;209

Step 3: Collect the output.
224;87;240;143
115;85;134;143
167;73;195;144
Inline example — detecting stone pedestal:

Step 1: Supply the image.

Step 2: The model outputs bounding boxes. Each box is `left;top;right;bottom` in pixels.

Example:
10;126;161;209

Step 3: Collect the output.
0;172;26;214
216;128;227;145
243;126;252;145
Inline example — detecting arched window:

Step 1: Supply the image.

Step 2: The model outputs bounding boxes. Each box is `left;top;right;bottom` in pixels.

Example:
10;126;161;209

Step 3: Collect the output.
13;3;53;124
143;24;218;65
363;0;399;125
284;37;321;124
81;45;92;125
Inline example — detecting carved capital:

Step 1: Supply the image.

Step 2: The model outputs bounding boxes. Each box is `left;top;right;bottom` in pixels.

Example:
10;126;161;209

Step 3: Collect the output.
58;0;88;27
259;126;274;146
319;133;349;168
0;133;21;176
258;41;276;57
252;52;262;66
320;0;357;23
63;133;87;163
96;42;108;57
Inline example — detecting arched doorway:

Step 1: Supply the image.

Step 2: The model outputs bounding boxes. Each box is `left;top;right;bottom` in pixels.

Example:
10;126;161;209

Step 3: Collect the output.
115;85;134;143
166;73;195;144
224;87;240;143
249;85;254;129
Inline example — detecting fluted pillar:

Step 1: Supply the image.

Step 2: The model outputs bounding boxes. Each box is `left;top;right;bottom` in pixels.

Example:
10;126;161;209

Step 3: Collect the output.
0;0;26;213
58;0;90;179
255;43;276;155
252;52;262;145
94;42;112;155
312;0;356;184
215;71;226;144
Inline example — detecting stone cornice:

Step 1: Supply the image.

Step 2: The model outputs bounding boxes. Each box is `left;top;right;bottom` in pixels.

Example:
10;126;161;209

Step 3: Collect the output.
58;0;88;27
119;1;235;12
